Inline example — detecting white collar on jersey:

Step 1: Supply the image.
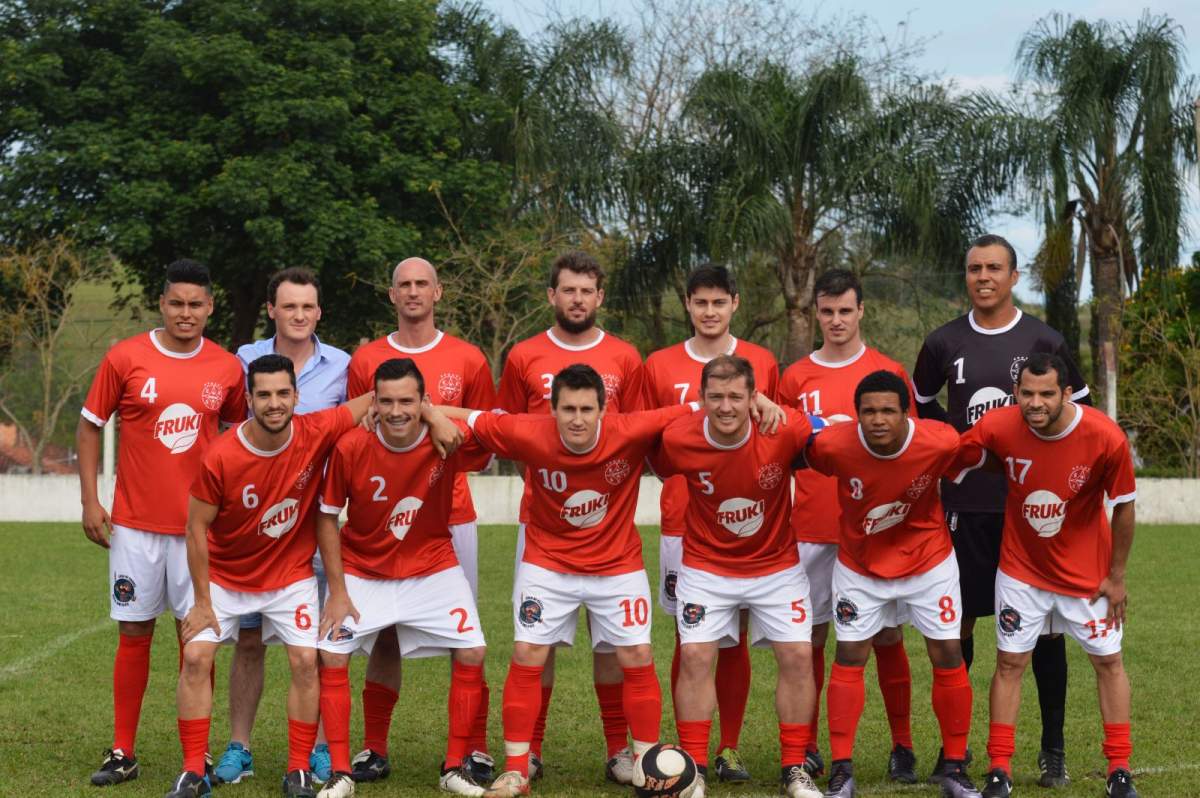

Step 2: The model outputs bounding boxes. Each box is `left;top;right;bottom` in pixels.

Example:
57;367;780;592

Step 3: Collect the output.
386;329;444;354
237;419;294;457
375;423;428;452
967;309;1023;335
560;418;602;455
683;336;738;363
1028;402;1084;441
857;417;915;460
546;328;606;351
149;328;204;359
809;344;867;368
703;416;751;450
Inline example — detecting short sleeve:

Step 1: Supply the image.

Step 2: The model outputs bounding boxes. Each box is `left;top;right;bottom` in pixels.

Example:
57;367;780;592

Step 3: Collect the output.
497;353;528;413
1054;340;1092;406
618;359;647;412
190;455;224;507
219;370;248;424
804;429;835;476
320;442;350;515
463;352;497;411
783;409;816;454
81;351;123;426
949;423;989;483
912;338;944;405
777;367;800;410
346;351;372;399
761;358;780;402
1103;431;1137;505
467;411;530;462
647;437;679;479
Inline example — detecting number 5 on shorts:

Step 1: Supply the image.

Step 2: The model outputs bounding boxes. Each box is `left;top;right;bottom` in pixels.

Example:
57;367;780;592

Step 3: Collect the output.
791;599;807;623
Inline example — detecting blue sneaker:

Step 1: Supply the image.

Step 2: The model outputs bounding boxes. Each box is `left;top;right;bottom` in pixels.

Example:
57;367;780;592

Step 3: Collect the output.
213;742;253;784
309;744;332;785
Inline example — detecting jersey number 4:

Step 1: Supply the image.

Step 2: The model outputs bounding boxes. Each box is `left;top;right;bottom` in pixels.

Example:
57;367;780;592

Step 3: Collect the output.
140;377;158;404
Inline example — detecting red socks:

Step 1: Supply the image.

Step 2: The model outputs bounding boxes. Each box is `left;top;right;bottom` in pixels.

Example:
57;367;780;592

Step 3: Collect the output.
595;681;628;756
530;684;553;757
826;663;865;761
319;667;352;774
622;665;662;751
361;679;399;757
676;719;712;768
178;716;210;775
446;662;484;768
874;639;913;748
931;665;972;761
1103;722;1132;774
113;633;153;755
987;722;1016;775
808;645;825;750
501;663;544;776
780;722;812;767
715;632;751;751
468;679;490;754
288;719;319;772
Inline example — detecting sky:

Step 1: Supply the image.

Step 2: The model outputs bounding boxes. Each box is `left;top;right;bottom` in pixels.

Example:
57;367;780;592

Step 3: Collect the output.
480;0;1200;303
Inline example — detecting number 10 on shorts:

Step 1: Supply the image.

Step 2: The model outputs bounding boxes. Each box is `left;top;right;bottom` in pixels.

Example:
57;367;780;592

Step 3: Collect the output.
620;598;649;627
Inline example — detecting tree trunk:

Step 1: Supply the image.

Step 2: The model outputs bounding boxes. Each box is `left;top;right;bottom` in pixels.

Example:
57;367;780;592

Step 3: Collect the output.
229;281;264;350
1088;220;1123;407
776;246;818;364
1045;259;1082;368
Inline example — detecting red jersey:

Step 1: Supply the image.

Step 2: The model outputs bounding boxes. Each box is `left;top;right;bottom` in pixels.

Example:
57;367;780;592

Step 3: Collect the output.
498;328;645;522
953;404;1136;597
346;331;496;526
643;338;779;536
467;406;689;575
651;410;814;578
191;407;355;592
779;346;913;544
81;331;246;535
806;418;958;579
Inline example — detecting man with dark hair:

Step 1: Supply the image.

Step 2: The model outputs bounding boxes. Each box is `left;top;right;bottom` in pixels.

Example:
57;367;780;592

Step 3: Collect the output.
218;268;351;784
779;268;919;783
951;354;1138;798
641;263;779;783
913;234;1091;786
497;253;645;783
78;259;246;787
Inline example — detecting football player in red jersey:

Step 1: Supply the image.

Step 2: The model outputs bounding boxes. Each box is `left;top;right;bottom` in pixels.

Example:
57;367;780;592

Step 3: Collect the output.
778;270;917;782
77;259;246;787
344;258;497;784
641;265;778;783
496;252;645;783
805;371;980;798
951;354;1138;798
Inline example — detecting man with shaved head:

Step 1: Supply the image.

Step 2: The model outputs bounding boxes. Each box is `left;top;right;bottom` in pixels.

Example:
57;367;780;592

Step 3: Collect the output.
343;257;498;787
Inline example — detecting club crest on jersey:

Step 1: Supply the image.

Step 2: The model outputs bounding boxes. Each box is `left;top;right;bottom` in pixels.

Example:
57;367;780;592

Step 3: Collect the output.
680;603;706;628
601;373;621;400
716;497;765;537
862;500;912;535
387;497;423;540
603;458;631;486
200;381;226;411
664;572;678;601
835;597;859;625
758;463;784;490
1022;489;1067;537
153;402;203;453
429;460;446;487
327;625;355;642
437;372;463;402
518;597;544;627
112;575;136;605
965;387;1013;426
1009;356;1028;383
1068;465;1091;493
294;462;316;491
906;473;933;499
259;498;300;538
998;606;1022;635
560;490;610;528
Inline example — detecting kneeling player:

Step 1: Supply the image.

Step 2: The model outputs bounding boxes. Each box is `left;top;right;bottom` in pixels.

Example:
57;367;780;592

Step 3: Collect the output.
805;371;980;798
952;354;1138;798
315;358;492;797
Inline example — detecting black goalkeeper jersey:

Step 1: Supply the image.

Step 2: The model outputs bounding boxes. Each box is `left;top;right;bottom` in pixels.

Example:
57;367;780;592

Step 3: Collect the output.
912;309;1090;513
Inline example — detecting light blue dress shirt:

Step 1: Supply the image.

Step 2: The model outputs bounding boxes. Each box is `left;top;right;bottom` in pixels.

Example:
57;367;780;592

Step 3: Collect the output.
236;335;350;414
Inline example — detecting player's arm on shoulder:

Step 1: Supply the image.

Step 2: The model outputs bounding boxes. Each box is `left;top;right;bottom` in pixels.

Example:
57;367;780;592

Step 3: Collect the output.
316;508;359;640
341;390;375;426
947;422;996;483
421;399;464;458
76;415;112;547
181;496;221;643
751;391;788;434
912;339;949;421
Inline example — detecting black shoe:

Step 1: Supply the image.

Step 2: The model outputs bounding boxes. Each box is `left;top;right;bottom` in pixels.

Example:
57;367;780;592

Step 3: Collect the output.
1106;768;1138;798
930;747;973;784
92;748;140;786
803;748;825;778
528;752;544;780
938;760;982;798
824;760;856;798
714;746;751;783
164;771;210;797
981;768;1012;798
349;749;390;783
281;768;316;797
887;744;917;784
1037;748;1070;787
465;750;495;784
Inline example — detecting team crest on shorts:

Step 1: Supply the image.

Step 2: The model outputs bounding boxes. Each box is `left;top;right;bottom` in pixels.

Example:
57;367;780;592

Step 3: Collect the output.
327;625;355;642
603;458;631;486
664;573;678;601
438;372;463;402
518;597;544;627
998;606;1022;635
758;463;784;490
112;575;136;605
200;381;226;411
1009;356;1028;383
1068;465;1091;493
679;603;706;628
834;597;858;625
906;473;933;499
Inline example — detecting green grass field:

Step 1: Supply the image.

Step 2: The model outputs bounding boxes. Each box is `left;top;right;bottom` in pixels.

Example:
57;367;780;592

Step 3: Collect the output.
1;523;1197;797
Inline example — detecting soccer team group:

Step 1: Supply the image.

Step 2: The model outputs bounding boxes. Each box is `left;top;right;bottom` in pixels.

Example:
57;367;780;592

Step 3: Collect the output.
76;236;1139;798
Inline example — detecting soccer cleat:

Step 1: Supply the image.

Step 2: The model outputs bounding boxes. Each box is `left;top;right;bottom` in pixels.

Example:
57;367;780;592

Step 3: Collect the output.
823;760;856;798
692;773;707;798
214;742;255;784
887;744;918;784
938;760;982;798
1037;748;1070;787
780;764;822;798
204;752;215;784
91;748;140;786
466;751;495;784
715;746;751;782
1105;768;1138;798
282;768;317;797
482;770;530;797
310;744;333;784
316;772;355;798
605;745;635;785
349;749;391;783
440;766;486;796
803;747;825;778
164;770;211;797
981;769;1012;798
527;753;544;781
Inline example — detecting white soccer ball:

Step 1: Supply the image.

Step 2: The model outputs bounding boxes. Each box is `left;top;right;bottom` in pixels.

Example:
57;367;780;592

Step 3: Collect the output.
633;744;699;798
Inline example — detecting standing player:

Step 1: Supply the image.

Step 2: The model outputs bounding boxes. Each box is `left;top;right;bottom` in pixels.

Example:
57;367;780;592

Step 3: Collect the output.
913;234;1090;786
316;358;493;798
641;264;778;783
344;256;497;784
77;259;246;787
778;269;917;782
169;355;371;798
805;371;979;798
218;267;351;786
497;251;645;783
949;354;1137;798
651;355;820;798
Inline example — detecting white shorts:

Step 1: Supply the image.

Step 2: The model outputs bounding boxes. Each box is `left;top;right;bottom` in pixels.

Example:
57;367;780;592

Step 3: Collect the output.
513;563;652;651
675;563;813;648
191;577;319;648
659;535;683;615
799;542;837;625
995;570;1123;657
450;522;479;597
832;554;960;642
109;526;192;621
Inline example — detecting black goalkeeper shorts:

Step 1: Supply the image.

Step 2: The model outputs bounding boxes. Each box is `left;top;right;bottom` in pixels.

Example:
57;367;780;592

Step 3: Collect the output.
947;511;1003;619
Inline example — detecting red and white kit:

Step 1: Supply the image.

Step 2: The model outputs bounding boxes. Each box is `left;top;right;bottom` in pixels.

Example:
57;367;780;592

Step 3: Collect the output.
954;404;1136;655
806;418;962;642
188;407;355;646
82;331;246;620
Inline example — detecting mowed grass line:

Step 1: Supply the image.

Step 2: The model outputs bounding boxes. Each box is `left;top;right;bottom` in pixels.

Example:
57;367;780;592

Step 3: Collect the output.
0;523;1196;797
